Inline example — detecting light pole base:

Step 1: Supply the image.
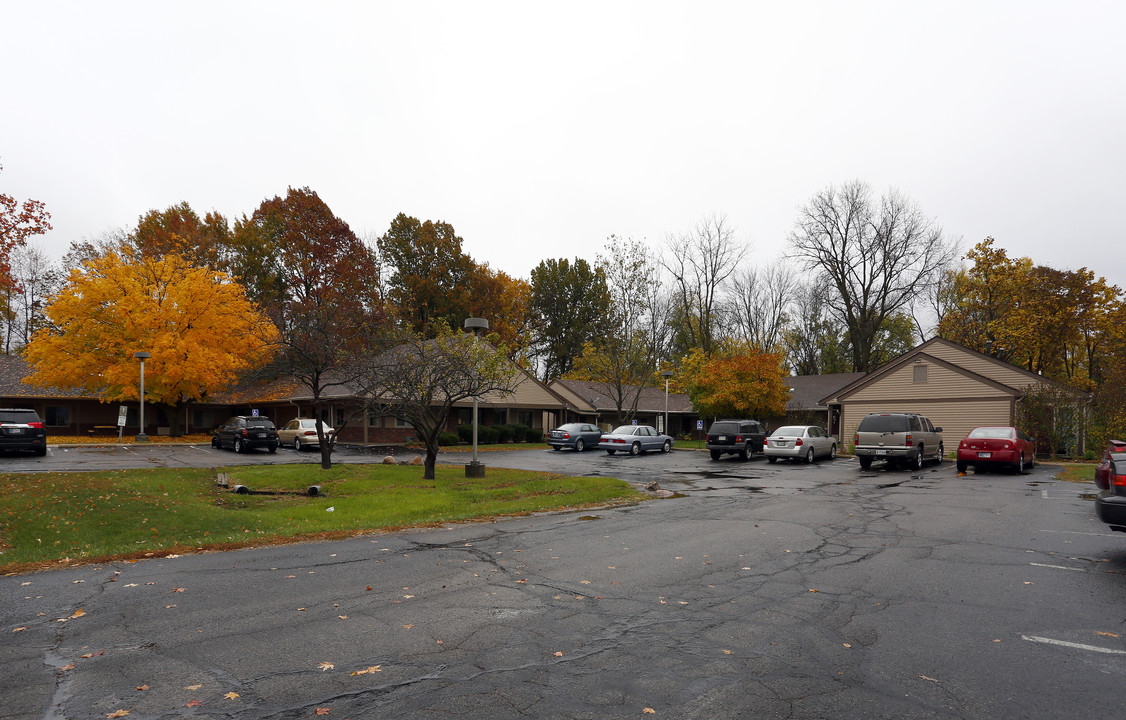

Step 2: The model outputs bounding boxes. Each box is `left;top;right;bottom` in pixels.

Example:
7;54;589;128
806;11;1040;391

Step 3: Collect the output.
465;461;486;478
135;434;150;443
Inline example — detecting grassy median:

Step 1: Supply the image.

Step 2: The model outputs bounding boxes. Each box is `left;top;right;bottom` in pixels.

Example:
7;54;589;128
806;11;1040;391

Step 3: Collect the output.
0;464;642;573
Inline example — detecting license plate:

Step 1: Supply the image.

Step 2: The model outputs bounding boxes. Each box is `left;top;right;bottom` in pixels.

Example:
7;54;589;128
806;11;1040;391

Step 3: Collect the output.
718;435;726;441
257;432;266;438
875;449;887;456
978;452;991;458
6;428;23;435
777;441;788;447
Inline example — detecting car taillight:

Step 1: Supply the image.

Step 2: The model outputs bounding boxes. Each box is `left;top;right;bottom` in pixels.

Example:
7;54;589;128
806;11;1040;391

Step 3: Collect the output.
304;430;317;436
1115;474;1126;487
241;428;249;437
28;422;44;429
735;435;744;442
563;432;571;439
905;433;913;446
854;434;859;446
794;438;803;446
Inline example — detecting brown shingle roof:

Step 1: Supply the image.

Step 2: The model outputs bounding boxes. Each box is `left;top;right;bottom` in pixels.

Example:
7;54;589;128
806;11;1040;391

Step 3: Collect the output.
552;379;694;414
785;373;866;411
0;354;93;399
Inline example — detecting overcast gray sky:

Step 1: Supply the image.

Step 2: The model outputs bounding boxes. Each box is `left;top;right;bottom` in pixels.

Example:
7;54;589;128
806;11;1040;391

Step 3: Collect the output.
3;1;1123;288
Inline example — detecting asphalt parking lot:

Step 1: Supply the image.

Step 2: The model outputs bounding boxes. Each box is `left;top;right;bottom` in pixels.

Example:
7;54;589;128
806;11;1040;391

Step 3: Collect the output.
3;446;1125;719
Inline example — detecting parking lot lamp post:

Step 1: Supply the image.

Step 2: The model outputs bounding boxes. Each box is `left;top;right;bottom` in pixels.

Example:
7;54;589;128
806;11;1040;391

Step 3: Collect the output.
463;318;489;478
134;351;151;442
661;369;673;435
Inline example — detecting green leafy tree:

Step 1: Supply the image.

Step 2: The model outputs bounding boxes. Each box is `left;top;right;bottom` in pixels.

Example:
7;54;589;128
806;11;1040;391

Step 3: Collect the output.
378;213;476;334
529;258;611;381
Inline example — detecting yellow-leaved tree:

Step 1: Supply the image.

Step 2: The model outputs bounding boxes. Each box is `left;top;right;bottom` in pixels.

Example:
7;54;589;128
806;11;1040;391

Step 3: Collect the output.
24;252;277;434
677;341;789;421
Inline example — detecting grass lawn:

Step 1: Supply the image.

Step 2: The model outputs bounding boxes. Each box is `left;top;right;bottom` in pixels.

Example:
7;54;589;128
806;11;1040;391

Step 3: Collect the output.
0;464;642;574
1051;462;1095;483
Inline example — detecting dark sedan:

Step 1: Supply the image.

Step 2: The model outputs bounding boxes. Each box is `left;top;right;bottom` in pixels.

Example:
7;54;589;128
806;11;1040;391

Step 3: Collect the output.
1096;452;1126;532
547;423;602;452
599;425;673;456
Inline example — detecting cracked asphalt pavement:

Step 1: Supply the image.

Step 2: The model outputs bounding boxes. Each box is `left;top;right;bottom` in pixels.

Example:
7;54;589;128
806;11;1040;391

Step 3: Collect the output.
3;446;1125;718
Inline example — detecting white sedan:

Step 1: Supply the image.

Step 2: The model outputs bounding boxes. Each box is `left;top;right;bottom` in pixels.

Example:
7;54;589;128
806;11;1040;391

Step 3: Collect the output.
599;425;673;455
764;425;837;464
278;418;336;450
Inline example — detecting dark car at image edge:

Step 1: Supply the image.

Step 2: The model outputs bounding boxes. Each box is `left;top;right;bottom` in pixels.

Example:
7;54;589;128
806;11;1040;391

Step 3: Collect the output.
0;408;47;456
1096;451;1126;532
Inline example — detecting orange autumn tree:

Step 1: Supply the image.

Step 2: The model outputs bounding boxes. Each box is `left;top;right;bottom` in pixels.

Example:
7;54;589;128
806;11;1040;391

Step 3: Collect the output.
678;342;789;420
24;252;277;434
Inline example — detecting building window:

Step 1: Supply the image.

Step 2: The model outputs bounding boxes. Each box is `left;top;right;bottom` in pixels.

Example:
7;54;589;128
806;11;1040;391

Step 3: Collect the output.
913;364;928;383
517;411;534;427
45;406;70;427
394;416;410;428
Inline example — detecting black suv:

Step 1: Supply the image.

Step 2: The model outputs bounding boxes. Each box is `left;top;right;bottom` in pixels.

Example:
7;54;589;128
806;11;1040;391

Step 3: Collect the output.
706;419;767;460
0;408;47;456
212;416;279;453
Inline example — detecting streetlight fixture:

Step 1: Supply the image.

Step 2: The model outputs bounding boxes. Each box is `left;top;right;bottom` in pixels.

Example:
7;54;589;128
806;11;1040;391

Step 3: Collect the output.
661;369;674;436
134;351;151;443
463;318;489;478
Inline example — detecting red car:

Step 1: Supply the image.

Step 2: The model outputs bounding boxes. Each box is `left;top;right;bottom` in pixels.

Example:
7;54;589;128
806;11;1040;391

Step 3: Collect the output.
1094;440;1126;490
956;426;1036;474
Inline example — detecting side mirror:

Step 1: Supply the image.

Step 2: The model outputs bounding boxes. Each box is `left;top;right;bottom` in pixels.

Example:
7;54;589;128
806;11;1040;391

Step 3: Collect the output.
933;427;943;432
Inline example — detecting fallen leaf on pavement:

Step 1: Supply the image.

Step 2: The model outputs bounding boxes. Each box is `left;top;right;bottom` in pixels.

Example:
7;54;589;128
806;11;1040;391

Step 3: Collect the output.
643;709;656;715
105;710;130;718
135;684;148;691
224;692;240;699
318;662;334;671
553;651;563;657
12;627;26;632
59;663;76;671
351;666;381;675
919;675;940;683
402;624;414;629
315;708;331;716
185;684;203;690
1098;631;1120;638
70;609;87;619
186;700;203;707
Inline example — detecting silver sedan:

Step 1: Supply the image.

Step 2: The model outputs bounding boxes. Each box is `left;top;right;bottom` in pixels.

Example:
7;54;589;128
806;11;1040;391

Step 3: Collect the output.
764;425;837;464
599;425;674;455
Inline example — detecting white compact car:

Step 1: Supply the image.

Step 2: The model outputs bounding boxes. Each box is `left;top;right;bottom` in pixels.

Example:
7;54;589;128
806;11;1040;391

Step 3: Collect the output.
277;418;336;450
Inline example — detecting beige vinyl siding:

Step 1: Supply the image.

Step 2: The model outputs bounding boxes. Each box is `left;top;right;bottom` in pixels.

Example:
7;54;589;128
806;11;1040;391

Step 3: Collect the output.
845;361;1004;402
841;399;1013;453
924;343;1039;391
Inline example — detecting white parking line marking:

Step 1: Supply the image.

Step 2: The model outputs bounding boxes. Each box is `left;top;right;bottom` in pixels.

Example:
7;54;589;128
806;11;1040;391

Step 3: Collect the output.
1022;635;1126;654
1029;563;1084;571
1040;529;1121;537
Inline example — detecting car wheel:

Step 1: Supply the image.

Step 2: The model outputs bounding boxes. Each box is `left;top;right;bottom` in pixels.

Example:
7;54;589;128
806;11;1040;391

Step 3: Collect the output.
629;442;641;456
1016;454;1026;474
268;444;277;454
575;439;585;452
739;445;749;460
552;445;561;451
829;444;837;460
767;456;777;464
35;446;46;457
957;461;967;473
935;443;944;465
295;437;303;451
662;440;672;453
233;437;243;454
212;436;219;449
859;456;872;470
805;447;815;464
710;450;721;461
911;448;923;471
606;449;616;455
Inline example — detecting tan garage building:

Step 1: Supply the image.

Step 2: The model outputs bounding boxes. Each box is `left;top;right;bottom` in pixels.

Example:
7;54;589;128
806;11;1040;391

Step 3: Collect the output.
821;338;1089;455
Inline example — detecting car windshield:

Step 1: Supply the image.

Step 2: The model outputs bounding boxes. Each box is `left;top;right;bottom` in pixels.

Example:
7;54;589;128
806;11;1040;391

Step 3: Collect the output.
858;415;909;432
0;410;37;423
967;427;1013;439
772;426;806;436
610;426;636;435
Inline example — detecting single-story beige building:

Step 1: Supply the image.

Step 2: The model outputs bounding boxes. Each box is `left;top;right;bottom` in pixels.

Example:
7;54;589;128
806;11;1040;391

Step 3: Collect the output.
821;338;1090;453
548;379;698;436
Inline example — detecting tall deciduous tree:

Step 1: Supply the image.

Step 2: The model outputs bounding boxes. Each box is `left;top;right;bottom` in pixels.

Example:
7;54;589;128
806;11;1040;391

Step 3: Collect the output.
783;283;852;376
356;324;522;480
0;244;61;353
236;187;385;469
23;252;277;433
378;213;475;334
129;202;232;268
528;258;611;382
788;181;955;372
665;214;745;357
0;161;52;297
728;263;796;353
